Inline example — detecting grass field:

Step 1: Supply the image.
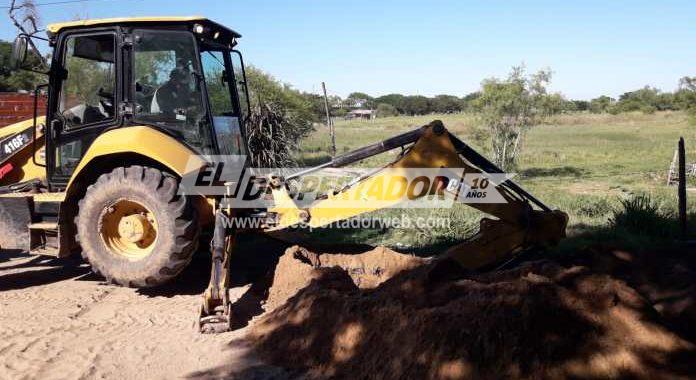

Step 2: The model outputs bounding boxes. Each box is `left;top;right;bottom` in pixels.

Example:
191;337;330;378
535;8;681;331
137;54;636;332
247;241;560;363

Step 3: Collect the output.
293;111;696;252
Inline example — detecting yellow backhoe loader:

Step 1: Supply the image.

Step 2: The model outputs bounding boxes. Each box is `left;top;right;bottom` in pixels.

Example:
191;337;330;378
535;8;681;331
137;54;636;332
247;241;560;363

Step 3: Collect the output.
0;17;567;333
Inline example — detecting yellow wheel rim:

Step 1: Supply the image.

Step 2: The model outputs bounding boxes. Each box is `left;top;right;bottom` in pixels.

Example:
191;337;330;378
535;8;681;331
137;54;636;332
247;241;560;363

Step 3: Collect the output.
100;199;158;260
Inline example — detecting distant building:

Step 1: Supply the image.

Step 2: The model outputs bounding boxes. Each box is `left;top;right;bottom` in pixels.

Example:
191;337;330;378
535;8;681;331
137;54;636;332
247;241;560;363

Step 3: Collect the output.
343;98;369;109
346;109;376;120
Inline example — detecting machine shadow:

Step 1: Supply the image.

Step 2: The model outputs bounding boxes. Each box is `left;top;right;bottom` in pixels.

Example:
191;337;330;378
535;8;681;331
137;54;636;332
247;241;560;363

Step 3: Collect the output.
137;233;291;299
0;249;33;264
136;250;214;297
0;254;91;291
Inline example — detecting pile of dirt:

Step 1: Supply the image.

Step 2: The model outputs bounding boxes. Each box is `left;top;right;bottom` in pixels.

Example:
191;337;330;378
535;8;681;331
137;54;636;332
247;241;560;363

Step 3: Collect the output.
250;246;696;379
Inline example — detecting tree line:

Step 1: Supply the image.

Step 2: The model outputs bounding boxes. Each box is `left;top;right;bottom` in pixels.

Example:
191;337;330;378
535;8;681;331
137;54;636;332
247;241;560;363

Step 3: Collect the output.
329;79;696;118
275;74;696;122
584;81;696;114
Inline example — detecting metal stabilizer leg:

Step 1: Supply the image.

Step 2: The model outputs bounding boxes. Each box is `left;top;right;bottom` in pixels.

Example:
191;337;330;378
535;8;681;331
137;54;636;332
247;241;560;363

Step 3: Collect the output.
198;211;235;333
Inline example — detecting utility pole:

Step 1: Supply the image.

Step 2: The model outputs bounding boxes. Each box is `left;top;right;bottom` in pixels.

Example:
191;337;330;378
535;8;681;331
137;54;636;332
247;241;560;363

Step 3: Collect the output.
322;82;336;157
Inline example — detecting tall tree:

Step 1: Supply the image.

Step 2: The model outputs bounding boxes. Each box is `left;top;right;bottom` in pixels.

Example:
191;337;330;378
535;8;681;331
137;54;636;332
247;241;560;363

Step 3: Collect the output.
678;76;696;92
474;66;553;170
676;76;696;124
0;39;42;91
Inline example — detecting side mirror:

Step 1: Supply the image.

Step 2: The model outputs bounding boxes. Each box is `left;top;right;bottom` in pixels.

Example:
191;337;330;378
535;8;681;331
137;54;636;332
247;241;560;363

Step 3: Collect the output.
10;35;29;69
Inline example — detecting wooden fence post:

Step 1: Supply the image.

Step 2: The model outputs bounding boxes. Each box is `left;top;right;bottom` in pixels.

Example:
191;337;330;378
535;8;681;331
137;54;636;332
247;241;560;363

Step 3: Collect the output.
321;82;336;157
678;137;687;240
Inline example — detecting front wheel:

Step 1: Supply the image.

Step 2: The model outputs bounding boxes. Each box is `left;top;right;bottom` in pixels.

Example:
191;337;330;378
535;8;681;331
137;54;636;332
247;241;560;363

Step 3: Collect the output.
76;166;199;287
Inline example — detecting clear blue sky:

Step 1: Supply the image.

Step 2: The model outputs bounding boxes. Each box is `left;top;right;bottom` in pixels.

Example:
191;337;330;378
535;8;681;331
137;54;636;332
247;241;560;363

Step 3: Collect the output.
1;0;695;100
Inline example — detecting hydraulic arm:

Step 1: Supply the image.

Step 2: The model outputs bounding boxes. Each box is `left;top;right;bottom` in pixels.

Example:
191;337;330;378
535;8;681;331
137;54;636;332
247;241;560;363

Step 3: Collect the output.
198;120;568;332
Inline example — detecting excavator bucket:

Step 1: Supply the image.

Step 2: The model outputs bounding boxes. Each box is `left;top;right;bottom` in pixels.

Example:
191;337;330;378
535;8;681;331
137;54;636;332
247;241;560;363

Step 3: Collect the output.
443;209;568;271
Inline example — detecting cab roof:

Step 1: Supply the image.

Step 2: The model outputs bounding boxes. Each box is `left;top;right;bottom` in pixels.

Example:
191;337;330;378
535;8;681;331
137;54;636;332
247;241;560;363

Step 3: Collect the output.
46;16;241;38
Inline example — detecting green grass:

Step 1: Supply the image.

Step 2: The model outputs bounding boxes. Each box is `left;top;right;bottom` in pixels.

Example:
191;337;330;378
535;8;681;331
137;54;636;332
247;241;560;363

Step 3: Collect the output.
293;111;696;251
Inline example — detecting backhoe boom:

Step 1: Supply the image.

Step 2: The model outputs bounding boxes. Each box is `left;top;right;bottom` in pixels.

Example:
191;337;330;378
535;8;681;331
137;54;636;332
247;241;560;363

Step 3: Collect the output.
198;120;568;332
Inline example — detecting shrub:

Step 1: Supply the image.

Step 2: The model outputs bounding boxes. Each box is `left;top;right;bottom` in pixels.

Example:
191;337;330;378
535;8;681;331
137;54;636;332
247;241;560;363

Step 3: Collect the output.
376;103;398;118
246;66;315;129
245;66;315;167
609;194;675;237
247;103;310;168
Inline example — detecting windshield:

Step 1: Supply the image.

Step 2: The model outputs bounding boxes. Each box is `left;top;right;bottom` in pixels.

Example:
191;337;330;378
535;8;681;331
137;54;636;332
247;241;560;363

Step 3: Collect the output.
200;48;247;155
133;29;214;154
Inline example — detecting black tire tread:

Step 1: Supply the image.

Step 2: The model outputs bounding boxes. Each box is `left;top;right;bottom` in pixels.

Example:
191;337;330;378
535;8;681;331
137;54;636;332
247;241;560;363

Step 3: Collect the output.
75;165;199;287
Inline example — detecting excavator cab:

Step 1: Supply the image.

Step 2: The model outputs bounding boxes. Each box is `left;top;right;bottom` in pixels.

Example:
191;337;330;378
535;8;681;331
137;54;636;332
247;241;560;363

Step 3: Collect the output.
42;18;250;185
5;17;249;188
0;17;250;280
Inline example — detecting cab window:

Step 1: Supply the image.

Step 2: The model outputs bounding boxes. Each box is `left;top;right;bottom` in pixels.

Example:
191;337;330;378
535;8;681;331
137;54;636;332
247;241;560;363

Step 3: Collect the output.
59;33;116;129
133;29;214;154
200;50;245;155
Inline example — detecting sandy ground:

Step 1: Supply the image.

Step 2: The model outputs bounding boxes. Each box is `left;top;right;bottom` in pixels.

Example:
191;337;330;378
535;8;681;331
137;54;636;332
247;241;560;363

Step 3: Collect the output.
3;238;694;380
0;249;290;380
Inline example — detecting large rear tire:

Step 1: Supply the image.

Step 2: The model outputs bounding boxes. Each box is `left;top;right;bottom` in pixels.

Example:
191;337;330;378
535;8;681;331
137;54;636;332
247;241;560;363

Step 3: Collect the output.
76;166;199;287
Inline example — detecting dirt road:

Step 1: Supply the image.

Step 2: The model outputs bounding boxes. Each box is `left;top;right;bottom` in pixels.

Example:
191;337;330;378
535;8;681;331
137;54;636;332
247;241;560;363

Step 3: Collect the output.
0;250;288;380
